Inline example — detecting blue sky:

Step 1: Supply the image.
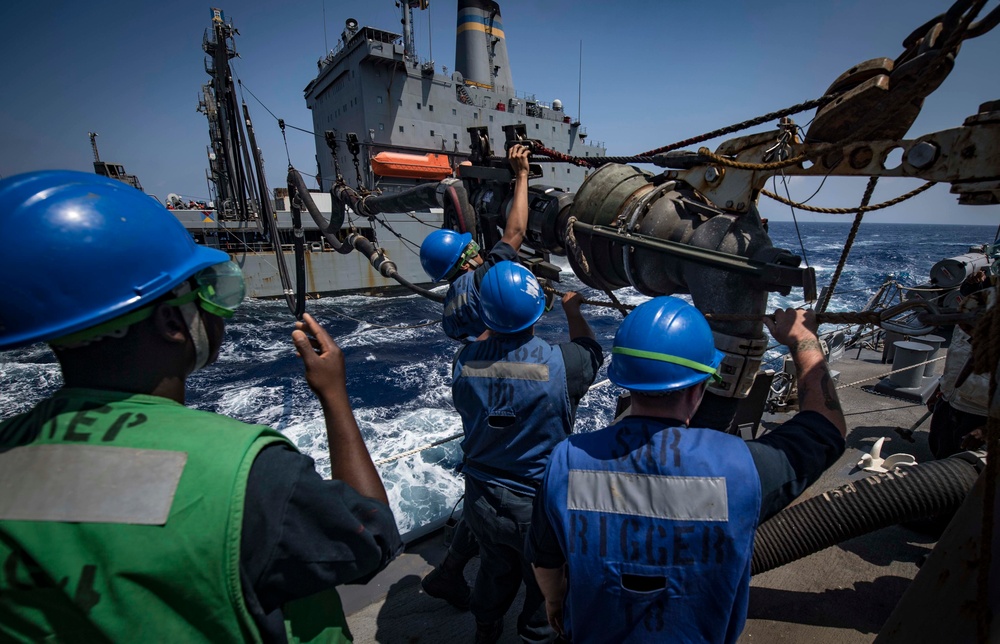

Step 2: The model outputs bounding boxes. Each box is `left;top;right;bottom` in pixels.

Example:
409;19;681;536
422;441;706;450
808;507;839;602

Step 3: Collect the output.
2;0;997;225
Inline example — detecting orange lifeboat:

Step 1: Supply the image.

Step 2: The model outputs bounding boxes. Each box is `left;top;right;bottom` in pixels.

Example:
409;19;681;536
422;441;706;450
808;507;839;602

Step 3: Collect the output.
371;152;453;180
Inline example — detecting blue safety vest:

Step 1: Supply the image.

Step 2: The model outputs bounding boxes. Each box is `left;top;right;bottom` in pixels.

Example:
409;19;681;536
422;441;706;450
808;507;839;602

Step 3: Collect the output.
453;334;571;495
542;416;762;643
443;272;486;342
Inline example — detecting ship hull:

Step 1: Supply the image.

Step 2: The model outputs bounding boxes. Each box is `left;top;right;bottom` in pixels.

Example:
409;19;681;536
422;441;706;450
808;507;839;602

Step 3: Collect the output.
172;206;440;299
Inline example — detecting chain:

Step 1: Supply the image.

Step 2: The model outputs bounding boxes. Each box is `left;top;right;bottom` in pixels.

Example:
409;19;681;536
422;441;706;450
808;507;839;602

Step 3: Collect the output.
352;154;364;192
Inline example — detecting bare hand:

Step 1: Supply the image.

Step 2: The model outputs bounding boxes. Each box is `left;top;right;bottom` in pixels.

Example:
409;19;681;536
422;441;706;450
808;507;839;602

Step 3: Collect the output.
545;599;565;637
561;291;583;314
508;144;530;176
291;313;347;397
764;308;820;352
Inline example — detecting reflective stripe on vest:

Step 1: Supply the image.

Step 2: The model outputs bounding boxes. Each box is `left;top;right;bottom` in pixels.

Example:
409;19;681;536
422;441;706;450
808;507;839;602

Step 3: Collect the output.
453;335;571;495
542;417;762;644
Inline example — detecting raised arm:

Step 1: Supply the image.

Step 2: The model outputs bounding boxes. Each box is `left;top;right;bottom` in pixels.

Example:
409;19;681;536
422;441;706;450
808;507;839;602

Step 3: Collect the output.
501;144;530;251
292;313;389;504
764;308;847;437
562;292;595;342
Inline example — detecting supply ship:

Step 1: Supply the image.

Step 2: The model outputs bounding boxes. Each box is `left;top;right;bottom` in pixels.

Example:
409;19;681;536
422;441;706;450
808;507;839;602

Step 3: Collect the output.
168;2;605;300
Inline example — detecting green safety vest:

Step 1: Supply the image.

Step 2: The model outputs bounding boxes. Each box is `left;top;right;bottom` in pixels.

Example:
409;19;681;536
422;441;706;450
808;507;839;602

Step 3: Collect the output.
0;388;351;643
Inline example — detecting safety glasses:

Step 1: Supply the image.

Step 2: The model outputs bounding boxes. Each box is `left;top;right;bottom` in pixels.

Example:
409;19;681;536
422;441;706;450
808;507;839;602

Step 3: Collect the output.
444;241;481;281
50;261;246;346
168;260;246;319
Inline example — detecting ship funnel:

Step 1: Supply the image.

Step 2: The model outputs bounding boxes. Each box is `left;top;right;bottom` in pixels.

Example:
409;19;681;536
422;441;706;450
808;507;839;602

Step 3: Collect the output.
455;0;514;96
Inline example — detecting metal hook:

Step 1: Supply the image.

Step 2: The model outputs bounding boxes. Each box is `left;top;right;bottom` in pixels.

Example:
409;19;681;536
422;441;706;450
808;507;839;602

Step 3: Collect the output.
878;299;939;336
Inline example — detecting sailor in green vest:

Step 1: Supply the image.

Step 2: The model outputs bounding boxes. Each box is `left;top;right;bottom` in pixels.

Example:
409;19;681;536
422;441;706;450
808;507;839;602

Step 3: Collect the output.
0;171;403;643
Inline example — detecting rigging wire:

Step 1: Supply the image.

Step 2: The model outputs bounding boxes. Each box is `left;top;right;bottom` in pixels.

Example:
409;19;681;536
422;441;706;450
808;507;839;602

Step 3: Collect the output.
325;306;441;330
775;172;811;269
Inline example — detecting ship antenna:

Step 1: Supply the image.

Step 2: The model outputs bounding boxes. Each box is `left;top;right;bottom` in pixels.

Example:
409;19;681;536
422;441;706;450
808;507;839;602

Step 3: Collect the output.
322;0;329;53
577;40;583;124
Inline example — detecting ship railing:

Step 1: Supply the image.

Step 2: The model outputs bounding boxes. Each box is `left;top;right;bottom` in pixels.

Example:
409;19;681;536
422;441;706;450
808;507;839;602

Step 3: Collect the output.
318;27;402;71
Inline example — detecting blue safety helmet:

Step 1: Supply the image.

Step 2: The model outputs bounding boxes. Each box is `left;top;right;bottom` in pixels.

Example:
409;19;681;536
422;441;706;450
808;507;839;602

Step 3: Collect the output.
479;261;545;334
420;229;476;282
0;170;232;350
609;296;724;393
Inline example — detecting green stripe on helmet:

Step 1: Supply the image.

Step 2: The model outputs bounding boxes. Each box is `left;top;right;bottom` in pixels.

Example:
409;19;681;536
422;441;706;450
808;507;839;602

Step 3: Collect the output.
612;346;723;382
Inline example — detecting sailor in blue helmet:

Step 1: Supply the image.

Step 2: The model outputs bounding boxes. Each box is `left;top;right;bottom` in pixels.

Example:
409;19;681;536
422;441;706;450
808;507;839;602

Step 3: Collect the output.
0;171;401;642
451;261;603;643
419;144;532;343
419;143;531;610
526;297;847;643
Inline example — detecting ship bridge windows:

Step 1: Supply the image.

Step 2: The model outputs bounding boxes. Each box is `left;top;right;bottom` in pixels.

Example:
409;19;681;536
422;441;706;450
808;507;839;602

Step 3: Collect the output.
452;108;457;115
379;123;385;131
489;115;494;122
430;130;435;137
399;125;404;133
416;103;421;110
429;104;434;112
376;96;383;104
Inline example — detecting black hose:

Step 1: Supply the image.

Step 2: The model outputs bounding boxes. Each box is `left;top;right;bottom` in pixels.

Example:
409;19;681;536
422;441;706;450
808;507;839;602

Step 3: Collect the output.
287;173;307;320
288;168;344;251
357;183;440;214
348;233;445;303
393;272;446;303
751;456;980;575
331;179;477;241
440;179;478;239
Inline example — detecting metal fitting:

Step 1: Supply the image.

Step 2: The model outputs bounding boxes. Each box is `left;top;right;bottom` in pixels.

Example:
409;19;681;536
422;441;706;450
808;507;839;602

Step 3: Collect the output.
907;141;939;169
705;166;721;183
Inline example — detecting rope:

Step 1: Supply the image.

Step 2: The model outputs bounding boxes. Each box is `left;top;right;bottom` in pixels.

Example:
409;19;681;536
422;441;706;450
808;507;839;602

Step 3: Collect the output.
326;307;441;330
834;355;947;390
761;182;936;214
638;94;840;158
532;143;594;168
696;146;830;172
374;432;463;465
540;284;900;327
564;216;592;276
818;177;880;313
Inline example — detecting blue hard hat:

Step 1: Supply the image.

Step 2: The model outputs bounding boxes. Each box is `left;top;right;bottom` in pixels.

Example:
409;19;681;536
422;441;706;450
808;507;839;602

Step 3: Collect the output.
609;296;724;393
0;170;230;350
420;229;474;282
479;261;545;334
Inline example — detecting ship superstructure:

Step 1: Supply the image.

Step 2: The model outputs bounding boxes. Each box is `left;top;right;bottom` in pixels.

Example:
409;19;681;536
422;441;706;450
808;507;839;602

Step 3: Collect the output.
304;0;605;194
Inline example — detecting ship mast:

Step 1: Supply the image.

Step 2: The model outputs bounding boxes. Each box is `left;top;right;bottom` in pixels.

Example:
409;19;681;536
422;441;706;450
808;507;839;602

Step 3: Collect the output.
89;132;101;163
401;1;429;63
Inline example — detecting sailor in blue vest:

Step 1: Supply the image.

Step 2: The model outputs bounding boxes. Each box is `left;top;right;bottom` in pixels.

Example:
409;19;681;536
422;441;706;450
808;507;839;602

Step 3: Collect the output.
453;261;602;644
419;144;531;343
526;297;847;643
419;144;532;611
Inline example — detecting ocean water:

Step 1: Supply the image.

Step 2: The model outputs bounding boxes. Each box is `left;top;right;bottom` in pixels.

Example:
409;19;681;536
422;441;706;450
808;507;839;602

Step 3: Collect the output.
1;222;996;534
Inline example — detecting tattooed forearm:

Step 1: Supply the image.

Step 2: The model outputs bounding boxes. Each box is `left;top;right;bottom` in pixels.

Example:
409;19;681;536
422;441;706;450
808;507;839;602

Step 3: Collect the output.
820;371;842;412
789;338;824;355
